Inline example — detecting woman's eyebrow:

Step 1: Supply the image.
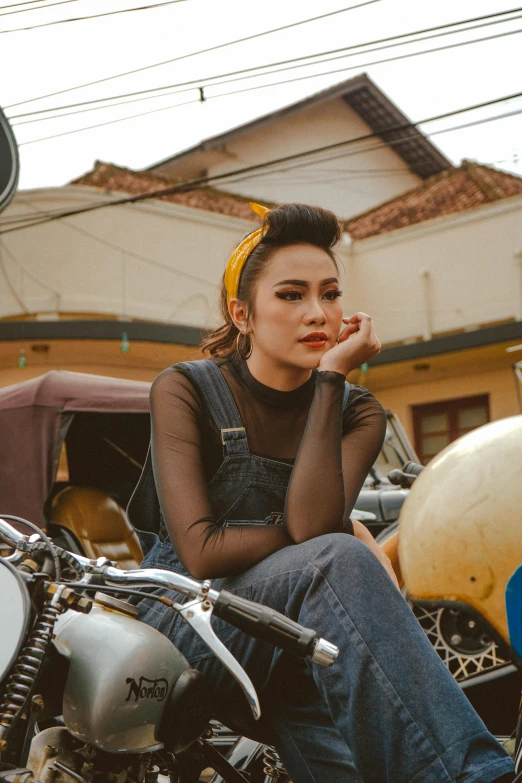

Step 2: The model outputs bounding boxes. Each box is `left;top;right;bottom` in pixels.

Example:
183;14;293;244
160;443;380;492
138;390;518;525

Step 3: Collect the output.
273;277;339;287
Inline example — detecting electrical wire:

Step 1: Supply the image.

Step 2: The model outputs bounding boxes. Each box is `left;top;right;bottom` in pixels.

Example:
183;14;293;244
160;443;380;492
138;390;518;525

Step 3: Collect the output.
18;96;199;145
0;0;77;17
13;24;522;148
4;0;382;109
10;6;522;120
0;0;48;10
0;0;187;33
0;93;522;225
3;92;522;234
9;18;521;138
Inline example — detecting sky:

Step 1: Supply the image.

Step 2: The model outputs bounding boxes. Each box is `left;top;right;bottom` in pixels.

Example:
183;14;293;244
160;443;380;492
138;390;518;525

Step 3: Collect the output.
0;0;521;191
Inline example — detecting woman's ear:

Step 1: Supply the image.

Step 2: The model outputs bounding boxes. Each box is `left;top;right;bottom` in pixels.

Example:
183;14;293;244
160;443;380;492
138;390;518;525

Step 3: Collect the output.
228;298;250;333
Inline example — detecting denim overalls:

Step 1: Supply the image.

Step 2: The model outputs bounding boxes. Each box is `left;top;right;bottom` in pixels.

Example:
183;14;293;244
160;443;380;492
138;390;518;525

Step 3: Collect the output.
136;359;350;574
133;360;514;783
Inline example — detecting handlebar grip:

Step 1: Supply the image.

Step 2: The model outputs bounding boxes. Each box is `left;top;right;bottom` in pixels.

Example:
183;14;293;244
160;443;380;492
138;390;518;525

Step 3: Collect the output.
402;461;424;477
388;461;424;488
213;590;337;665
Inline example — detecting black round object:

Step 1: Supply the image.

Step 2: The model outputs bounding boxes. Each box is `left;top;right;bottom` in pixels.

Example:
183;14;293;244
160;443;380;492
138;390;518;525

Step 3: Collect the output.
0;558;31;685
158;668;213;754
0;106;19;213
439;607;492;655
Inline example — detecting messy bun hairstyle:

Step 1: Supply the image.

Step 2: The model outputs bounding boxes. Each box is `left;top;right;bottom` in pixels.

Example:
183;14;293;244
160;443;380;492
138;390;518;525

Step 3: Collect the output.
201;203;342;358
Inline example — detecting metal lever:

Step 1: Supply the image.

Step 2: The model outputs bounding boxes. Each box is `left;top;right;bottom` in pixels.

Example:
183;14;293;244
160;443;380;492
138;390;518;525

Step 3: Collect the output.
178;598;261;721
104;565;207;601
0;517;28;547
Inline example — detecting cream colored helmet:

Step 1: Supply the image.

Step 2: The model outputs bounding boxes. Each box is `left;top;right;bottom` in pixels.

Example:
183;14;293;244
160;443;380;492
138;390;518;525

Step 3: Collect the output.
399;415;522;647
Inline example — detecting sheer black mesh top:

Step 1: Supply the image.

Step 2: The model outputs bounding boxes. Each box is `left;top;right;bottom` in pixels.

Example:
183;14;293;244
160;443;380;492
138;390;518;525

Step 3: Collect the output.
147;355;386;576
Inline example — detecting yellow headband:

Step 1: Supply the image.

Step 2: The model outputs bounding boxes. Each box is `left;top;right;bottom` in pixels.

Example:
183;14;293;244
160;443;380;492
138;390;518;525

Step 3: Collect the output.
224;202;271;302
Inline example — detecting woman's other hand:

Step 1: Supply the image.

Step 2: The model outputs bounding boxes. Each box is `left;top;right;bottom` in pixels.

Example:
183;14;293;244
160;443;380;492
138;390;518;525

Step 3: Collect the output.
351;519;400;590
319;312;381;376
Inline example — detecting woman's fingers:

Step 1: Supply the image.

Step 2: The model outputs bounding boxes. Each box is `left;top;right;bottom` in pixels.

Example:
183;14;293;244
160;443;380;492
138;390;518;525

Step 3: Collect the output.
342;311;371;324
320;313;381;374
337;322;360;343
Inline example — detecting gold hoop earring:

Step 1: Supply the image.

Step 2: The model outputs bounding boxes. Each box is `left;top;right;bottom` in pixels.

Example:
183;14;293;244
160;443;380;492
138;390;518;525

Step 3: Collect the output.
236;332;253;360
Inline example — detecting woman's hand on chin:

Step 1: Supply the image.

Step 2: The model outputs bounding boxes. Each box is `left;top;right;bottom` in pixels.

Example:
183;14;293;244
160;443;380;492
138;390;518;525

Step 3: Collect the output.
319;312;381;376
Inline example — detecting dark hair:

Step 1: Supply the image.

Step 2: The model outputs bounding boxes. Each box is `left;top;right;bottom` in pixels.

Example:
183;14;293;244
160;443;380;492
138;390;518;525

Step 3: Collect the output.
201;203;342;357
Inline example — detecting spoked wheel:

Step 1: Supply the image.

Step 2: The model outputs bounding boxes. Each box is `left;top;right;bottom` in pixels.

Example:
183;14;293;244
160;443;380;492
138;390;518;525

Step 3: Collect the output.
411;602;510;682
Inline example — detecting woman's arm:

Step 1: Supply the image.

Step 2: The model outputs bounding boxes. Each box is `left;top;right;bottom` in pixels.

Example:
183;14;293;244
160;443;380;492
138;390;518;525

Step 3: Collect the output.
284;379;386;543
150;368;292;580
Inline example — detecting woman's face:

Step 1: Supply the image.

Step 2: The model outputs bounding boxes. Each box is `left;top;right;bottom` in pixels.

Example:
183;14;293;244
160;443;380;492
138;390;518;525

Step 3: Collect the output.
248;243;343;371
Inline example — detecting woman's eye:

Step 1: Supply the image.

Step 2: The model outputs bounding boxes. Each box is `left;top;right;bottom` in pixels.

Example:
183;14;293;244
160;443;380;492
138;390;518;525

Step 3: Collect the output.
323;290;342;301
275;291;302;301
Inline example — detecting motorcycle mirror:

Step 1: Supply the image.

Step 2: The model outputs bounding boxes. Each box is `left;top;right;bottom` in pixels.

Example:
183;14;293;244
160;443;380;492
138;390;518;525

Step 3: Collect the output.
0;107;19;213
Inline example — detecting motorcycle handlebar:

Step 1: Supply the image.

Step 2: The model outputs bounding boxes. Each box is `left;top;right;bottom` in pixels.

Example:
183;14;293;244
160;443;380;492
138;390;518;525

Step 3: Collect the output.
0;518;338;668
0;517;27;547
213;590;337;666
388;461;424;488
103;567;337;667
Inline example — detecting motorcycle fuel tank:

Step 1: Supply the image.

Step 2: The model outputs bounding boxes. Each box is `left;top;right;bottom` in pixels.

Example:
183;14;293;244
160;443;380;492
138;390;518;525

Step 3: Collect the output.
53;594;189;753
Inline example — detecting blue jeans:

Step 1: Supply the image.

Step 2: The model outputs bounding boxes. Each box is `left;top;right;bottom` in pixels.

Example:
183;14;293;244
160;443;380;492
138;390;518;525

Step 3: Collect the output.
137;533;514;782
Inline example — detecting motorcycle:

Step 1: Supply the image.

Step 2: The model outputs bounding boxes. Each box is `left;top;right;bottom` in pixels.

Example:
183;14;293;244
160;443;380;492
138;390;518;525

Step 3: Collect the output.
4;415;522;781
0;516;337;783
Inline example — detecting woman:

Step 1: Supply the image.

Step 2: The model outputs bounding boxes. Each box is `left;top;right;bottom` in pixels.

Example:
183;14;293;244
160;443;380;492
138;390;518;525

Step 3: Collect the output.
129;203;514;782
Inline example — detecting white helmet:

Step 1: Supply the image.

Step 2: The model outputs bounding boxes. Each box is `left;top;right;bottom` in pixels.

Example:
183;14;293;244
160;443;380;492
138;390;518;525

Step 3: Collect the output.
399;415;522;649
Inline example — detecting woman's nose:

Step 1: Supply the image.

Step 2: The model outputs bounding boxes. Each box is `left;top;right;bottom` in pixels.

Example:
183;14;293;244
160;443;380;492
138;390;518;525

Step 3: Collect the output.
305;299;327;325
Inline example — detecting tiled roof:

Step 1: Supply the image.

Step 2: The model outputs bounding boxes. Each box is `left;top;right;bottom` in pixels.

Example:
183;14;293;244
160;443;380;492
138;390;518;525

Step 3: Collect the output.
345;161;522;240
70;161;262;221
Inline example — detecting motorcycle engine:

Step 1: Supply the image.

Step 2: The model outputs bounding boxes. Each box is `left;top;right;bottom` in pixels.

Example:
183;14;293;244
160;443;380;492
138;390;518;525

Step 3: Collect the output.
26;726;154;783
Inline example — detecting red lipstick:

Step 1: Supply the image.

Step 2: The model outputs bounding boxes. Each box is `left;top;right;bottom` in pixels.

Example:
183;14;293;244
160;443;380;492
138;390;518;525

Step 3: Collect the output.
299;331;328;349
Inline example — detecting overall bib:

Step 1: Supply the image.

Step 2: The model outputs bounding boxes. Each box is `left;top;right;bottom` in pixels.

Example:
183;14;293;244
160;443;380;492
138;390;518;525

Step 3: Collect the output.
134;360;514;783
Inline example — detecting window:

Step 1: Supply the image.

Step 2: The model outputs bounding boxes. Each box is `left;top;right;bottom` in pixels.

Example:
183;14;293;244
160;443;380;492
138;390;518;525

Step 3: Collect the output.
412;395;489;465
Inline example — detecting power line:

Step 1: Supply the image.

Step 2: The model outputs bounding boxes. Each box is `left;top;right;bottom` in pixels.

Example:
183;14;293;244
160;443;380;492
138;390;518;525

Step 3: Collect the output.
0;0;187;33
18;96;198;145
2;90;522;232
0;0;57;10
0;0;77;17
10;9;522;130
0;1;48;10
14;23;522;145
10;6;521;119
4;0;381;109
3;101;522;231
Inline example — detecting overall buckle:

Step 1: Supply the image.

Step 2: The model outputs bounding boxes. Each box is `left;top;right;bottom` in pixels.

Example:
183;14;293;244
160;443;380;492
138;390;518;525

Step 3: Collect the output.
221;427;246;445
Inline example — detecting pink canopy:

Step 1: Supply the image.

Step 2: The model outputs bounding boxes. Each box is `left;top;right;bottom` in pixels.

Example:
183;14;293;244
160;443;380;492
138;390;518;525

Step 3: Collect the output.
0;370;151;528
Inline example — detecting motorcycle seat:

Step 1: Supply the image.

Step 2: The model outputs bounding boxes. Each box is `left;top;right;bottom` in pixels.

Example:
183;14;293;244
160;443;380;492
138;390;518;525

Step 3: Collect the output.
50;486;143;570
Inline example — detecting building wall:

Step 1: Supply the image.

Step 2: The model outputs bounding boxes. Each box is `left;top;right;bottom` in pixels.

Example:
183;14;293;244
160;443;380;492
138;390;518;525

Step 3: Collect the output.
373;365;519;445
0;187;252;328
156;98;421;218
340;196;522;345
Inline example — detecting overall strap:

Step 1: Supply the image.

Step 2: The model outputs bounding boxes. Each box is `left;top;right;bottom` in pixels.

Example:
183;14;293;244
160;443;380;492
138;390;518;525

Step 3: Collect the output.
176;360;249;456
